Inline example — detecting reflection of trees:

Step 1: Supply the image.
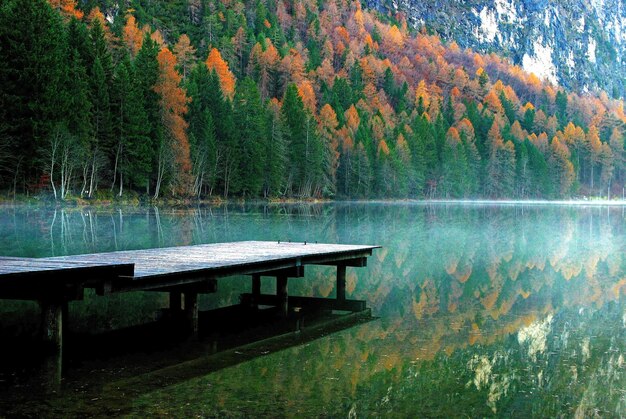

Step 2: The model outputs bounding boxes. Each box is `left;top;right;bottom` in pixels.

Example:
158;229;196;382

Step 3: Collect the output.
344;205;624;356
1;203;624;415
1;204;623;336
126;304;625;417
121;204;626;416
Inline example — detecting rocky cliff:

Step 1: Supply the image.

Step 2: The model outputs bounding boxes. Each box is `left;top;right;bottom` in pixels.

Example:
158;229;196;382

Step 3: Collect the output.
365;0;626;98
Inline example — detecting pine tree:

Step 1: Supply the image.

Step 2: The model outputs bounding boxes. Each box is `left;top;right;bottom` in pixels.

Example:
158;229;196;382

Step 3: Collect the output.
205;70;236;198
485;121;516;198
187;63;218;197
457;118;481;196
111;56;151;195
441;127;469;197
411;114;435;196
232;77;266;196
526;140;552;197
0;0;67;191
85;56;110;197
282;84;311;195
87;18;114;191
133;33;161;195
318;104;340;195
555;90;568;128
549;136;575;196
263;100;287;197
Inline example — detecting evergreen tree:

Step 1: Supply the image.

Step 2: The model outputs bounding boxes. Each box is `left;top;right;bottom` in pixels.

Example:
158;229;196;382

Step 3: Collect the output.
353;142;372;197
134;34;161;194
499;91;516;124
263;102;287;197
85;55;111;197
331;78;354;116
514;140;531;198
441;128;469;197
349;61;365;100
88;18;115;186
282;84;309;195
555;90;568;128
187;64;218;197
522;107;535;133
0;0;67;189
66;17;90;66
111;57;151;195
232;77;266;196
411;114;436;196
485;122;516;198
205;69;236;197
526;140;553;197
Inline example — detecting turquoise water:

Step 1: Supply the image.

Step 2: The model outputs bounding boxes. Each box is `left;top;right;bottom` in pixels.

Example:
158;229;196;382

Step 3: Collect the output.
0;203;624;417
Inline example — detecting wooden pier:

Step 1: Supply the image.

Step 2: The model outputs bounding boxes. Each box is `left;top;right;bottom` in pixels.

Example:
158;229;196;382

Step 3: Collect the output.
0;241;380;361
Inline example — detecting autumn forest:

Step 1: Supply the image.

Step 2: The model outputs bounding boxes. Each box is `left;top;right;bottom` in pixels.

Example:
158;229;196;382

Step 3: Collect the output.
0;0;624;200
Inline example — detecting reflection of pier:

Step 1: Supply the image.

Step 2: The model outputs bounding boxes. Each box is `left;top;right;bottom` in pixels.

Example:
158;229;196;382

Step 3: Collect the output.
0;241;379;384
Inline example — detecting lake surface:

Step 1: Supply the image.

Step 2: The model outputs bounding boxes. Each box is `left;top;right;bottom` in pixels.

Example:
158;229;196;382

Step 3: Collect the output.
0;202;625;417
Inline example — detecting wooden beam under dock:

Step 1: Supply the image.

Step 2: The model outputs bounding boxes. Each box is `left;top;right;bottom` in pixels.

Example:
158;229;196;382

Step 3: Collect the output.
0;241;380;368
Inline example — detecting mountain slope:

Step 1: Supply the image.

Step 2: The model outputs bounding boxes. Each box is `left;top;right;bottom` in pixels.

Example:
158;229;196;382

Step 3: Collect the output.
0;0;624;200
366;0;626;98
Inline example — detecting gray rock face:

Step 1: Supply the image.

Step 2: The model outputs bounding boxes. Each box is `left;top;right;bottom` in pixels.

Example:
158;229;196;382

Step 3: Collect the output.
365;0;625;98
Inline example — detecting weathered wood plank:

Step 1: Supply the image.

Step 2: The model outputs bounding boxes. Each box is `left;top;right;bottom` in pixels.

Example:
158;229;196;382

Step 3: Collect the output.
0;241;379;297
0;260;135;286
45;241;379;281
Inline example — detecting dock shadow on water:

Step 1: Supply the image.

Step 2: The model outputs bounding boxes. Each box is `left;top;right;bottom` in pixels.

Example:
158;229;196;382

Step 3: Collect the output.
0;202;625;417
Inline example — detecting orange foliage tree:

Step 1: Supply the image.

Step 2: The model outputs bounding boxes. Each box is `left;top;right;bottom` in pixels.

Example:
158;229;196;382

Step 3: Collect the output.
550;136;575;195
173;34;196;78
48;0;83;19
297;80;317;113
123;14;143;57
318;104;340;186
206;48;236;100
155;47;191;192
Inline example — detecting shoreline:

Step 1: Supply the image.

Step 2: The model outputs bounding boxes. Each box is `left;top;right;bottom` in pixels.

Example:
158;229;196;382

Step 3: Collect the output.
1;194;626;208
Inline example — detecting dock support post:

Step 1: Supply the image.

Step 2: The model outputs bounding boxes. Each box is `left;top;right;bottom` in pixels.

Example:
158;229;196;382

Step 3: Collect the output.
170;291;182;313
40;299;64;355
276;276;288;317
184;292;199;338
251;274;261;309
39;299;65;390
336;265;346;302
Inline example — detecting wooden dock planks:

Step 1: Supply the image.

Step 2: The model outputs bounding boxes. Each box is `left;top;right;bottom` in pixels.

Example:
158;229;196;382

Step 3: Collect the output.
0;258;134;282
0;241;379;295
0;241;380;366
45;241;379;281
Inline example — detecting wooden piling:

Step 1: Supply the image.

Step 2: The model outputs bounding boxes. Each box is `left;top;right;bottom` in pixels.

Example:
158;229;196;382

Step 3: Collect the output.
276;276;288;317
170;291;182;312
40;299;64;353
336;265;346;301
39;299;65;390
0;241;380;378
184;292;199;337
251;274;261;309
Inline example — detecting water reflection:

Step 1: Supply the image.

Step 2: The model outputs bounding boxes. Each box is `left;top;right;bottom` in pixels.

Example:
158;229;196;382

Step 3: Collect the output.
0;203;624;416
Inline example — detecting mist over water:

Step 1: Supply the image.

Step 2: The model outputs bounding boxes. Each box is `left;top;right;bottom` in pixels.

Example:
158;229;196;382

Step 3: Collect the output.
0;202;624;416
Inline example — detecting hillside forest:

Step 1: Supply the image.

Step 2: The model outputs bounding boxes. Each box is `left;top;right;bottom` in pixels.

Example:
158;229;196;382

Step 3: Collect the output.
0;0;624;200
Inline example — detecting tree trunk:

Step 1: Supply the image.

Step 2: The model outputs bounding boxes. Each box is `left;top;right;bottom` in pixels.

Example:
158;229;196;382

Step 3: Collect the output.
118;170;123;197
88;149;98;198
80;163;88;198
111;142;122;191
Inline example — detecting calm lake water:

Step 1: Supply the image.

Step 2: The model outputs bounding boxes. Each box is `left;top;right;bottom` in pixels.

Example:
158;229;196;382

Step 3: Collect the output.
0;202;625;417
